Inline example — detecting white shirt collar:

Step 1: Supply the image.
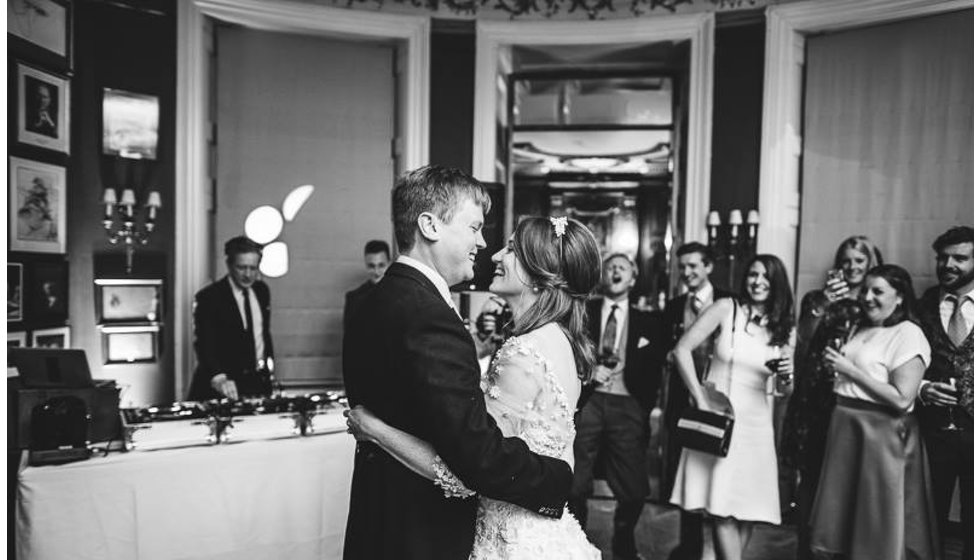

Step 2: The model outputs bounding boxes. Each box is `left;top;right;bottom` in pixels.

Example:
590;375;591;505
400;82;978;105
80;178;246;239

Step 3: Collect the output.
943;287;974;303
602;296;627;313
397;255;456;311
691;282;714;304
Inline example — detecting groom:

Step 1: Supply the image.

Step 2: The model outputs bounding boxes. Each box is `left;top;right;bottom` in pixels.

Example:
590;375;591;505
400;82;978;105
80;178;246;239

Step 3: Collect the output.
343;165;572;559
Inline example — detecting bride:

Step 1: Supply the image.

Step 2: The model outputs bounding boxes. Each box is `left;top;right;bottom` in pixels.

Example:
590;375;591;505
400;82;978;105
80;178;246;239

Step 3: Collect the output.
346;216;601;559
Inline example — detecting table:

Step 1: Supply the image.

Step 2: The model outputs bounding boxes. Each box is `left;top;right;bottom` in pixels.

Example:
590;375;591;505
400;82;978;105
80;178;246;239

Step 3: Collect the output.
16;429;355;560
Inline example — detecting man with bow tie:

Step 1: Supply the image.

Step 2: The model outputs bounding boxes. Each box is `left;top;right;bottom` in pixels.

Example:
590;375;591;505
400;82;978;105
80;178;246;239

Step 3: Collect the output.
570;253;665;560
916;225;973;559
662;242;732;560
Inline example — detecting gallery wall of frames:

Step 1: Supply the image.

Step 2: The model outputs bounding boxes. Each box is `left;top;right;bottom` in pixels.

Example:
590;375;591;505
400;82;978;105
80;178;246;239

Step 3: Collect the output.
8;0;178;405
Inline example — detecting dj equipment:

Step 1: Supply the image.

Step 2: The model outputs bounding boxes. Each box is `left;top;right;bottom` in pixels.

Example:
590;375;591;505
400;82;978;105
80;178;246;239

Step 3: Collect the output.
120;392;347;451
7;349;121;465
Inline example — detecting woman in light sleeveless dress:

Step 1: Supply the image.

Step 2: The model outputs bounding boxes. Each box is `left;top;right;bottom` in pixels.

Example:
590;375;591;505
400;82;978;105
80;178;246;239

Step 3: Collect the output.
669;255;796;560
347;216;601;559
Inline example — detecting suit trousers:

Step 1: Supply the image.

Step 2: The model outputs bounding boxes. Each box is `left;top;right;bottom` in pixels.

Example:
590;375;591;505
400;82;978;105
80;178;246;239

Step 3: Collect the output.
923;426;974;559
572;392;650;503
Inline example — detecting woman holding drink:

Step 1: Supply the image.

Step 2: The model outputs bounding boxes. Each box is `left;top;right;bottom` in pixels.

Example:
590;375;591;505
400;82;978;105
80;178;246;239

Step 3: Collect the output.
670;255;795;560
809;264;941;560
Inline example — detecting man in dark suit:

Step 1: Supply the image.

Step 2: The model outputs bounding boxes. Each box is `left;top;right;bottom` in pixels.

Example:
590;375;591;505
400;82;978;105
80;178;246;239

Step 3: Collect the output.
342;165;571;560
662;242;732;560
187;236;275;401
343;239;390;330
569;252;665;560
916;225;973;559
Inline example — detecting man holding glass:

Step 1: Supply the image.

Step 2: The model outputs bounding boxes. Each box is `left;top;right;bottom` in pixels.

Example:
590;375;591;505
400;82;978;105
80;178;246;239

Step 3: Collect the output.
916;225;973;559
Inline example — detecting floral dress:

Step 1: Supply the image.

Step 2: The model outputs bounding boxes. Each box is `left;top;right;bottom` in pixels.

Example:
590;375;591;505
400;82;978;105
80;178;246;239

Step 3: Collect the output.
435;326;599;560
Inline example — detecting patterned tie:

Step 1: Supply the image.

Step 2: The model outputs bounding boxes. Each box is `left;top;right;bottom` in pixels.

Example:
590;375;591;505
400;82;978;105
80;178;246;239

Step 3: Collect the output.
947;295;970;347
600;304;619;356
689;294;703;316
242;288;258;369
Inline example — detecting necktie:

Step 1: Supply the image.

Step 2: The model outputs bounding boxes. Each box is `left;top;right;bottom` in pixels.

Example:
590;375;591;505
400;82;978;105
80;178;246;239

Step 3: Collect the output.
947;295;970;347
689;294;703;316
600;304;619;356
242;288;258;369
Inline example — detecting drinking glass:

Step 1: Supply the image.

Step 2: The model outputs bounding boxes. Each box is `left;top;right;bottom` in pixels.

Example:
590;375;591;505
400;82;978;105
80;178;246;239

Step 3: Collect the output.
940;377;960;431
765;346;790;396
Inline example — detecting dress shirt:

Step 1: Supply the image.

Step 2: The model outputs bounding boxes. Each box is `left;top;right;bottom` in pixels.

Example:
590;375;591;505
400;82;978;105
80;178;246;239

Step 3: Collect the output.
683;283;715;328
397;255;460;318
940;288;974;333
228;277;264;365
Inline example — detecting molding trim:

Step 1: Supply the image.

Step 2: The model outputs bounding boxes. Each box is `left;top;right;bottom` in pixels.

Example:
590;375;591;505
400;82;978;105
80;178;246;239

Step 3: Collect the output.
758;0;971;275
474;14;715;245
175;0;430;397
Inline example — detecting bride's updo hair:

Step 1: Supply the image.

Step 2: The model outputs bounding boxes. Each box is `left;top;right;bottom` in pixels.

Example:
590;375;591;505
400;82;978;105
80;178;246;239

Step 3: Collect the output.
510;216;602;381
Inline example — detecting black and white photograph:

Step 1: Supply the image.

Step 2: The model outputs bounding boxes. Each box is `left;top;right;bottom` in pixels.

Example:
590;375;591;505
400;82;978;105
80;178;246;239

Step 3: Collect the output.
102;88;160;160
30;325;70;348
101;324;158;364
9;157;67;254
8;331;28;348
95;279;162;323
7;0;71;62
6;2;973;560
29;260;69;323
8;263;24;322
17;63;71;152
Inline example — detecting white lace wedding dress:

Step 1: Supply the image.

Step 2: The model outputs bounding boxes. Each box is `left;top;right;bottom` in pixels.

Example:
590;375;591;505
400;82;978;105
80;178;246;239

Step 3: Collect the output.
438;324;600;560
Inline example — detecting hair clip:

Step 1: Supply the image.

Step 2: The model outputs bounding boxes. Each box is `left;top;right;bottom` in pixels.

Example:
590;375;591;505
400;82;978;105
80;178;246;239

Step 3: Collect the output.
550;216;568;239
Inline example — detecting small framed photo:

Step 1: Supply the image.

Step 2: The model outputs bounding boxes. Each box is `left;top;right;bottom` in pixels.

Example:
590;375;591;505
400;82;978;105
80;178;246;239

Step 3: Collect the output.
31;325;70;348
8;263;24;322
17;63;71;153
7;0;72;69
95;279;163;323
103;88;160;160
8;331;28;348
9;157;67;254
28;260;68;324
101;324;159;364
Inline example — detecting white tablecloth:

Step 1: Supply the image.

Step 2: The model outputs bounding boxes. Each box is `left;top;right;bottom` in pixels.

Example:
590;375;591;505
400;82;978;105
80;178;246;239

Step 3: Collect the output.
17;430;356;560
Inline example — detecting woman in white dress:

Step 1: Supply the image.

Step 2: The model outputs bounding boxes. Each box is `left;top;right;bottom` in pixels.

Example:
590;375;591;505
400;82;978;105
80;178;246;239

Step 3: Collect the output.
669;254;796;560
346;216;602;559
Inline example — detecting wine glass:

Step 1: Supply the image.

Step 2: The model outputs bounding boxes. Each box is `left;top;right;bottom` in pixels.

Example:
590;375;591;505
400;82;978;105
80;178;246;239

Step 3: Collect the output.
765;346;790;396
940;377;960;431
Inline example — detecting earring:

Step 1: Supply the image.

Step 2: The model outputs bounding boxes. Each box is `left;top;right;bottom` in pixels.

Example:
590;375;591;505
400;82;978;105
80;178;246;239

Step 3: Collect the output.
532;286;540;293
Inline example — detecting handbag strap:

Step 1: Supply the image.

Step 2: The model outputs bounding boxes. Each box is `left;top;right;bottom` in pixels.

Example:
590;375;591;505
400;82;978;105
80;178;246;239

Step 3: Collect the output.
724;298;738;396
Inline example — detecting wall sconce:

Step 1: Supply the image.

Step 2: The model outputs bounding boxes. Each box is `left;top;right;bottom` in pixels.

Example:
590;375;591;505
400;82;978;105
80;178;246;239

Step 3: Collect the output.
707;209;759;289
102;187;161;274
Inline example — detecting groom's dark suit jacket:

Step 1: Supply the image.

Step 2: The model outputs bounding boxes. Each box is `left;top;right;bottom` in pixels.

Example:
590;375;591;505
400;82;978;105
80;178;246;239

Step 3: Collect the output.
342;262;572;560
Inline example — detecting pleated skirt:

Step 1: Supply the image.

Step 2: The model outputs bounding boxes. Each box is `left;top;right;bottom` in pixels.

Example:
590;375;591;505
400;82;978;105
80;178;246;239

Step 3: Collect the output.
809;396;942;560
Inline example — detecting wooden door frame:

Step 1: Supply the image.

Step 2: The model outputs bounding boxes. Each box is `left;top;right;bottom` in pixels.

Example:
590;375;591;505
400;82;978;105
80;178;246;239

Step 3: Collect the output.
757;0;970;281
175;0;429;397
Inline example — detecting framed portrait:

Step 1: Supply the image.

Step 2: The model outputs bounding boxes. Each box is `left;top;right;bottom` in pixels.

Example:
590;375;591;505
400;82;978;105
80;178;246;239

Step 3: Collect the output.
101;324;158;364
95;278;162;323
28;260;68;324
9;157;67;254
8;263;24;322
8;331;28;348
17;63;70;153
103;88;159;160
31;325;70;349
7;0;72;68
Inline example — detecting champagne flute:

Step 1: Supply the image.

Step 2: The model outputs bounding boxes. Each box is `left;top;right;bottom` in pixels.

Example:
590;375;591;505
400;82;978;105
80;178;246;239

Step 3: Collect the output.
940;377;960;431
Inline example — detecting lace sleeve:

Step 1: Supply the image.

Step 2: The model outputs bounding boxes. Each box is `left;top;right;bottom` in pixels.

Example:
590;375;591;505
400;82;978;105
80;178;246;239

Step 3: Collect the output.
432;455;476;498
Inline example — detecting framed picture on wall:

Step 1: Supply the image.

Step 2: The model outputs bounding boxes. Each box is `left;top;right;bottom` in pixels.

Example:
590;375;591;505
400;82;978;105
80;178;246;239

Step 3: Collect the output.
28;260;68;324
7;0;72;69
9;157;67;254
31;325;70;348
95;278;162;323
103;88;160;160
8;331;28;348
17;63;71;153
101;324;158;364
8;263;24;322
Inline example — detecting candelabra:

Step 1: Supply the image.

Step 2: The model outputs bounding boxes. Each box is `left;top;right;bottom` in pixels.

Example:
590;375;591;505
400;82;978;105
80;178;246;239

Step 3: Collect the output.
707;209;759;290
102;187;161;274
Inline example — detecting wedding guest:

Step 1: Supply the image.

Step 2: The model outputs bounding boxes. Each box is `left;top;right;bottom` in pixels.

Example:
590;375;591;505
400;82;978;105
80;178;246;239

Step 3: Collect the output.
662;242;732;560
916;226;973;559
670;255;795;560
343;239;391;330
811;264;941;560
781;235;882;558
